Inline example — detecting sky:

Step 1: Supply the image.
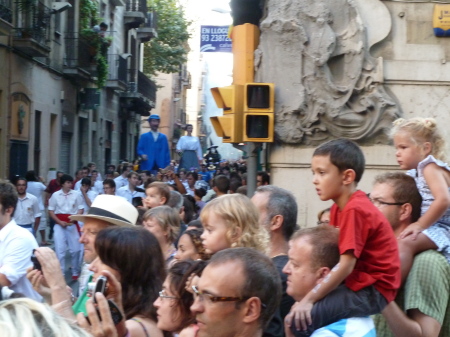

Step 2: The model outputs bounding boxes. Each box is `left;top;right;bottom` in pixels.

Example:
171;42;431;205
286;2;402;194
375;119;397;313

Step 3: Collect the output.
182;0;242;159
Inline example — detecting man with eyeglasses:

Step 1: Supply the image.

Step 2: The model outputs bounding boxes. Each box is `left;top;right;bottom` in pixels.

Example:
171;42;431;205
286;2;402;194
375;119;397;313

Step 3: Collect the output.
188;247;281;337
370;172;450;337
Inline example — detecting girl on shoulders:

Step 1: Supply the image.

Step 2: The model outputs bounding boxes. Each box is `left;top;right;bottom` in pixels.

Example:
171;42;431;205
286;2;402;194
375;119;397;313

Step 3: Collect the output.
392;117;450;282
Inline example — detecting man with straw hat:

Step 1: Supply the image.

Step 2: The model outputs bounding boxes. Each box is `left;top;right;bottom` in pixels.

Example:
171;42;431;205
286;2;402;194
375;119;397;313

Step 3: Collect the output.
27;195;138;319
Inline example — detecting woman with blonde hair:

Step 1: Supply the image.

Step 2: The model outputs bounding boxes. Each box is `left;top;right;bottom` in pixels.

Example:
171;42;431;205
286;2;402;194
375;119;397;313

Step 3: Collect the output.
200;194;269;255
0;297;91;337
142;206;180;265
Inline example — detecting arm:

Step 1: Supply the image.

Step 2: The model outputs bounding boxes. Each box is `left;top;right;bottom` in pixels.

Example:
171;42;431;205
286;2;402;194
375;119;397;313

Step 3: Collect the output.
170;172;187;195
176;136;183;152
196;138;203;160
35;248;75;320
44;191;51;207
33;217;41;235
33;198;42;236
76;192;85;216
0;273;12;287
163;135;171;167
80;187;92;208
289;252;356;330
49;210;67;228
137;135;148;160
32;197;42;235
382;302;441;337
0;234;40;287
77;270;127;337
400;164;450;239
306;252;356;303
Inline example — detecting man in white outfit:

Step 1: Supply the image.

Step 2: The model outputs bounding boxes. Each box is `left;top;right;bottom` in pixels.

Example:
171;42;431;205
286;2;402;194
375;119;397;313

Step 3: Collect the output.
13;178;41;235
48;174;84;280
0;180;41;300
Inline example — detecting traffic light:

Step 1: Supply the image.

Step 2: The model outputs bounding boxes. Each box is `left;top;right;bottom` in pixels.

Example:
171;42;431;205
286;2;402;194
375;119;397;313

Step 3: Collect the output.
210;84;244;143
243;83;275;142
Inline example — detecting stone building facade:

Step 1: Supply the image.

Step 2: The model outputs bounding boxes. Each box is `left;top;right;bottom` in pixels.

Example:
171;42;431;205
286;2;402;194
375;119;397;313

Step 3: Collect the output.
255;0;450;226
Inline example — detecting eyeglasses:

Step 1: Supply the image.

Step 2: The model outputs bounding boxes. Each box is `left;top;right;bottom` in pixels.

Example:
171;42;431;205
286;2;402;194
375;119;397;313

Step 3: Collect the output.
191;285;249;304
159;290;178;300
317;220;330;225
367;194;405;207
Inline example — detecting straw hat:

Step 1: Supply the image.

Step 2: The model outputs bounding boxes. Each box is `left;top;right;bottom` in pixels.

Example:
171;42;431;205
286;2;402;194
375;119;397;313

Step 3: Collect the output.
70;195;138;227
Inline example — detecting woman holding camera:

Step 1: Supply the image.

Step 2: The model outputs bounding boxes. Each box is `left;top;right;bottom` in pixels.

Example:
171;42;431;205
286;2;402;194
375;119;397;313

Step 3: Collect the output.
88;226;167;337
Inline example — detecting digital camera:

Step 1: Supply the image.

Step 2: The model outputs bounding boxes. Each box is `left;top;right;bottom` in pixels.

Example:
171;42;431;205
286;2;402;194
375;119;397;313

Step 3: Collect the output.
30;249;41;271
87;276;107;303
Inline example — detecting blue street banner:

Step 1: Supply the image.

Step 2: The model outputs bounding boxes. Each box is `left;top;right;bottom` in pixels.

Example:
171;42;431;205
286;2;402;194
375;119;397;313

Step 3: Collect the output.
200;25;232;53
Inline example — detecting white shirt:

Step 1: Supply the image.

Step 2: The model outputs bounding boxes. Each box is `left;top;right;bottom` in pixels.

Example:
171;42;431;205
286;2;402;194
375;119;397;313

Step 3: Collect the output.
26;181;46;210
94;180;103;194
0;219;41;301
116;184;146;204
80;189;99;214
312;317;375;337
13;193;41;225
114;175;128;189
48;189;84;214
176;136;202;159
75;180;103;195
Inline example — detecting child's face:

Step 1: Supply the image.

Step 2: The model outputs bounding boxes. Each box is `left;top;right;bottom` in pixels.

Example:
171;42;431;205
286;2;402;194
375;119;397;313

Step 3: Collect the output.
311;155;345;202
143;218;167;244
201;212;232;254
174;234;200;261
144;187;165;208
393;132;427;170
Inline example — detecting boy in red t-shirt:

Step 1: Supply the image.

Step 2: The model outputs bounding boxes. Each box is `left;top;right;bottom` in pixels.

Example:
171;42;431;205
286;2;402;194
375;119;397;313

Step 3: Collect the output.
286;139;401;336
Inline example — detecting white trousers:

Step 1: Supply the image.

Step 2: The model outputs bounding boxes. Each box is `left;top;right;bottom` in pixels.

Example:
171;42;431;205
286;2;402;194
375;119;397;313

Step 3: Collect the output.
53;224;83;276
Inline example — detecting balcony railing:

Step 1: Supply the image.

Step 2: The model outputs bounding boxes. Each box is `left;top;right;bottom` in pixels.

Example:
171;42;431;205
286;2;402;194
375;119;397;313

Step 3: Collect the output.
126;0;147;12
138;70;156;102
124;69;156;110
64;32;97;70
137;11;157;42
15;0;51;40
0;0;12;24
107;54;128;83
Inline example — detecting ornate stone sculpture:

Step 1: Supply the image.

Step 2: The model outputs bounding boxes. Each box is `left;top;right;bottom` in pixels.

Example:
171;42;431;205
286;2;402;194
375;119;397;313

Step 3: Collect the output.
255;0;401;145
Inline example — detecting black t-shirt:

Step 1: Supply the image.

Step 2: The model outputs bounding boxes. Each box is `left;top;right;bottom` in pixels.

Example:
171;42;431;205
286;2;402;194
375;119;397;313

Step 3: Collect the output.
263;255;296;337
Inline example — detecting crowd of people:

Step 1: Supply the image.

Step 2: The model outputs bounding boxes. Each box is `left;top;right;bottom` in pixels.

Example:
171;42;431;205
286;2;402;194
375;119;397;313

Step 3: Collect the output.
0;116;450;337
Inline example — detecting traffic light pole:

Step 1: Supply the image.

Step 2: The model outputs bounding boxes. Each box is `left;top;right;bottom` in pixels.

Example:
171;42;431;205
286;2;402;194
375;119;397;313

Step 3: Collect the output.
231;24;260;197
245;142;259;197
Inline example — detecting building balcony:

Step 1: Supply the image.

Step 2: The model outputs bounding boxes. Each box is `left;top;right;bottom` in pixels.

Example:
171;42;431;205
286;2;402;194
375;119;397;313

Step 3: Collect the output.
0;0;13;36
137;11;157;43
120;69;156;116
124;0;147;28
110;0;125;6
13;1;51;57
63;34;97;82
106;54;128;90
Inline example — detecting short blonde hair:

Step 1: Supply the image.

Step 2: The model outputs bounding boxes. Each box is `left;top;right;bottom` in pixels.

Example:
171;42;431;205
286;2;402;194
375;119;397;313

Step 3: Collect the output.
391;117;447;161
143;205;180;243
200;194;269;253
0;298;91;337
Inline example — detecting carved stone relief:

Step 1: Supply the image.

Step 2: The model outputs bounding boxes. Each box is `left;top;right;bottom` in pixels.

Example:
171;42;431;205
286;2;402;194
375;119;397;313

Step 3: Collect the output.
255;0;401;145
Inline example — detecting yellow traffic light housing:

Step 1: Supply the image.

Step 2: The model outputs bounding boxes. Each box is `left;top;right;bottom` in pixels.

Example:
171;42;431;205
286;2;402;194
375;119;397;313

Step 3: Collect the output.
243;83;275;142
210;85;244;143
